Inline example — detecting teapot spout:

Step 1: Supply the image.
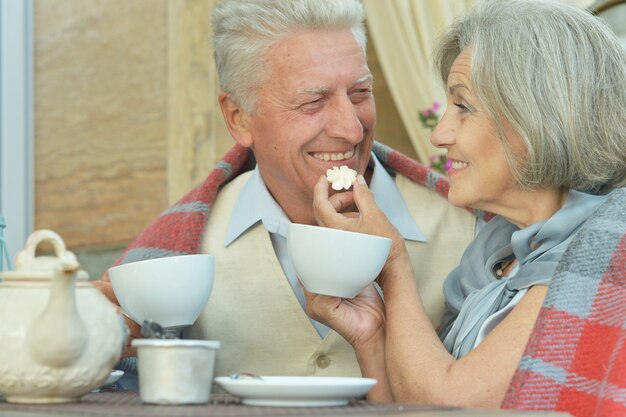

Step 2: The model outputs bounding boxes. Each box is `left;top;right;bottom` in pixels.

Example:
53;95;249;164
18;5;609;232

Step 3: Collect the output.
26;256;88;368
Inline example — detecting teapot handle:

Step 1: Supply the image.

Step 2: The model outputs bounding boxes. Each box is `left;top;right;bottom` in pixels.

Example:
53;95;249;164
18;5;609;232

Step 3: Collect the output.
15;229;76;267
23;230;87;367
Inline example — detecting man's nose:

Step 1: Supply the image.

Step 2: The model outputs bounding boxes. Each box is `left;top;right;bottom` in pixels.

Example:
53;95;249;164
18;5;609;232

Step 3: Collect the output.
326;97;363;143
430;110;454;148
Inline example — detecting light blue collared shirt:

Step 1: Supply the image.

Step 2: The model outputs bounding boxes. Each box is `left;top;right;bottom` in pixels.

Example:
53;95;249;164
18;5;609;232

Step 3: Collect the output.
225;153;426;338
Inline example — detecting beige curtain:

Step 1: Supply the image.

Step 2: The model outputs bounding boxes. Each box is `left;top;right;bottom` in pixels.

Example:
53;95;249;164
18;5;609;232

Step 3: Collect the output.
364;0;595;163
364;0;477;163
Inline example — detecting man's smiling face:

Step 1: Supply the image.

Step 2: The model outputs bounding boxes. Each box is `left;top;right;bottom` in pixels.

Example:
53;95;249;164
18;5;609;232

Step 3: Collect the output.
244;29;375;224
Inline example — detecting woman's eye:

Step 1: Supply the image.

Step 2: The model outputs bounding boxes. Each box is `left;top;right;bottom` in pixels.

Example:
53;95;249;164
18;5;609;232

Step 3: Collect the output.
454;102;470;113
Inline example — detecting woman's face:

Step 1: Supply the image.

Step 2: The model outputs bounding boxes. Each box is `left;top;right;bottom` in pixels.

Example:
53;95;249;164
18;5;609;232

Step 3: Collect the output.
431;48;525;214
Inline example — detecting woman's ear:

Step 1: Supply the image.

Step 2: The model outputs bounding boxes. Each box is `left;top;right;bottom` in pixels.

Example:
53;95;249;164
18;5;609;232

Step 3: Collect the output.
218;93;253;148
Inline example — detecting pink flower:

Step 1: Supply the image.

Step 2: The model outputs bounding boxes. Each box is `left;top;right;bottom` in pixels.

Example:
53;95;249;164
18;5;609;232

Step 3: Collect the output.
419;101;442;132
444;160;453;172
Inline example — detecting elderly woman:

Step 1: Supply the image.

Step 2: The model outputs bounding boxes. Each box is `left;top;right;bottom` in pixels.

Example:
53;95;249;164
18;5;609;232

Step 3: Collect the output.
304;0;626;408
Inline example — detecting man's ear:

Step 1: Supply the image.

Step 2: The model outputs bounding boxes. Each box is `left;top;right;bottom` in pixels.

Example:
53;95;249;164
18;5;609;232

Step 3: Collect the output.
218;93;253;148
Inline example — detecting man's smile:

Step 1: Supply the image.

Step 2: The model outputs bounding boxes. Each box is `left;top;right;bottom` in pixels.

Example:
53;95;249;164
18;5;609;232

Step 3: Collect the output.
311;148;355;161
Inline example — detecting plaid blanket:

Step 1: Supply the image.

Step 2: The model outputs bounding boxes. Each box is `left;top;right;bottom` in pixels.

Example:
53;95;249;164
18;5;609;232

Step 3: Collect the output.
502;187;626;416
116;141;487;265
116;141;625;414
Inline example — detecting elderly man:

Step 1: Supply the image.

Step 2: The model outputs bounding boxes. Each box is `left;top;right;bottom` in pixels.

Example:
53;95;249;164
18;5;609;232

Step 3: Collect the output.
96;0;477;380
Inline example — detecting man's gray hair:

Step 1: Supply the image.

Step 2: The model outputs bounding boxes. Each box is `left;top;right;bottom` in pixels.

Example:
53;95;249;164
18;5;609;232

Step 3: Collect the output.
434;0;626;193
212;0;367;115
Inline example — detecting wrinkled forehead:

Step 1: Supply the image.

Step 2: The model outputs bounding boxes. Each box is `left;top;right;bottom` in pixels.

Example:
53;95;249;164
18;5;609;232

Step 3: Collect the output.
261;29;371;90
446;48;474;93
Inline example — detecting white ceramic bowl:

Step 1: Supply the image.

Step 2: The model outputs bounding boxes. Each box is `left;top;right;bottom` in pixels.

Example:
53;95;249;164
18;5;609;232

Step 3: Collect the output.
287;223;392;298
108;254;214;329
133;339;220;405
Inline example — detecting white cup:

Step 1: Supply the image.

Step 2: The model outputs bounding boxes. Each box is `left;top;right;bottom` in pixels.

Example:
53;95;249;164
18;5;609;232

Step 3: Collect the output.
132;339;221;405
109;254;215;329
288;223;391;298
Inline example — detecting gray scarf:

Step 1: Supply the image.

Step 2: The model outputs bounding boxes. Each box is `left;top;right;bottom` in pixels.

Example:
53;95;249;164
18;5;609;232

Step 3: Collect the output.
439;189;610;358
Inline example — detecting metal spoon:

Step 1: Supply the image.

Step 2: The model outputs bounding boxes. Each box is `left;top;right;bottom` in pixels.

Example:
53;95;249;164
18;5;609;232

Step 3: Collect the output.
229;372;264;381
141;319;178;339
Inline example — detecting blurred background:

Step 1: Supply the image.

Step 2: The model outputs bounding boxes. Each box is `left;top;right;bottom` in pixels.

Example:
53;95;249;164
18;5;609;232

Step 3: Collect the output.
1;0;618;279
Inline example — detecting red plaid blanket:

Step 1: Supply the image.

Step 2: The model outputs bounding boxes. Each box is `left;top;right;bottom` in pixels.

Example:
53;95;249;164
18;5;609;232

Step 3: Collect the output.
115;141;487;264
115;141;625;415
502;187;626;416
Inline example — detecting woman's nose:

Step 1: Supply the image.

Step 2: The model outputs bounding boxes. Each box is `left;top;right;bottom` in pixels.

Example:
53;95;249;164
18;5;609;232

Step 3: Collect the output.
430;110;454;148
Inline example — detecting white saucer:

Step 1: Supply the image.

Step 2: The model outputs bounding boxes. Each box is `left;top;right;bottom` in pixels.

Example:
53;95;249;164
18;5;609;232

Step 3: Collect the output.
91;370;124;393
214;376;376;407
104;370;124;386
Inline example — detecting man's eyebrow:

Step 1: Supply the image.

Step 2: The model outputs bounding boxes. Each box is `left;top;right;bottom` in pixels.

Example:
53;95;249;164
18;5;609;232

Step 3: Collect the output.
295;75;373;97
353;74;373;85
297;86;330;96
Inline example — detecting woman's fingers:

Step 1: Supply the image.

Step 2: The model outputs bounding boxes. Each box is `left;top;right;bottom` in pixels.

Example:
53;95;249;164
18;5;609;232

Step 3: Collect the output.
351;175;376;217
313;174;401;248
327;191;356;214
313;176;353;227
313;174;385;234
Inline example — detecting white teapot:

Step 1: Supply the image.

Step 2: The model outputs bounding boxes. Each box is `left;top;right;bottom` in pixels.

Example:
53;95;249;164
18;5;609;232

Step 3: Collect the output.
0;230;127;403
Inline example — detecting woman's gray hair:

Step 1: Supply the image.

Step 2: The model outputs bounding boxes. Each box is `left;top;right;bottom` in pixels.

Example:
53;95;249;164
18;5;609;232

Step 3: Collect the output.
212;0;366;115
434;0;626;193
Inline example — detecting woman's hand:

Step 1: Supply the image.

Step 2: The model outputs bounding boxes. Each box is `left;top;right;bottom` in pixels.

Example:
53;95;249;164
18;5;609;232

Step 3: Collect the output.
313;175;409;284
306;176;409;402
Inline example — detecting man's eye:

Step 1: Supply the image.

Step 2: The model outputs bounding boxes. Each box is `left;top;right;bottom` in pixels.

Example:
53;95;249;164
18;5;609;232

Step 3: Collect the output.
350;88;372;102
300;99;324;112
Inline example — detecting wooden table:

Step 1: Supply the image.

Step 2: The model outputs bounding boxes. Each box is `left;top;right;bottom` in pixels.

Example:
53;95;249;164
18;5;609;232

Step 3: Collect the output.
0;392;570;417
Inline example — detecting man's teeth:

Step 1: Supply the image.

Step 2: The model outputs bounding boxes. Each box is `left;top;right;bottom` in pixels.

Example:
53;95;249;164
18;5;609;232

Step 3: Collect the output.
313;149;354;161
451;161;468;169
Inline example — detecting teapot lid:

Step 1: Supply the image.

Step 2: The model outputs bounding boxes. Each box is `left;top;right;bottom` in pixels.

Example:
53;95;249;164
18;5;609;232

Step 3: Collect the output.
0;230;89;281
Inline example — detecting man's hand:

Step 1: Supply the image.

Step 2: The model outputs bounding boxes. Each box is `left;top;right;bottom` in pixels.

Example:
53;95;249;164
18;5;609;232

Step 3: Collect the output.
304;284;385;349
92;272;141;357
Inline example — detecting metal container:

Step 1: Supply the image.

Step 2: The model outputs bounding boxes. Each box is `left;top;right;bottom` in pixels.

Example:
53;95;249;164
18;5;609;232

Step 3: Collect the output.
132;339;221;405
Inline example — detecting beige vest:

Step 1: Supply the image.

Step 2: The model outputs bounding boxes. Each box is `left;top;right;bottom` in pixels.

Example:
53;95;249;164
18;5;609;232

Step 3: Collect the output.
189;171;475;378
